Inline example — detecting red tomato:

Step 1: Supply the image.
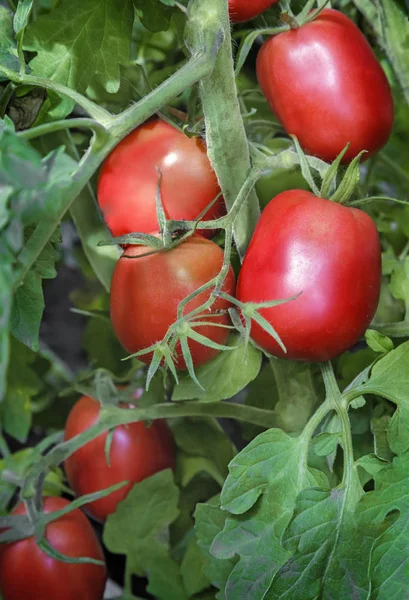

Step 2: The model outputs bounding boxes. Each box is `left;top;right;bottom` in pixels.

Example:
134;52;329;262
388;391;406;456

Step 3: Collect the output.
256;9;394;163
0;497;106;600
110;236;236;369
237;190;381;361
64;395;175;521
97;120;224;238
229;0;278;22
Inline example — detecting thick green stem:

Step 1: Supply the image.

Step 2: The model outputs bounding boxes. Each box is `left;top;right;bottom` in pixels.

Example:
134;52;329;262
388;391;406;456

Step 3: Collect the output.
21;400;285;498
187;0;260;259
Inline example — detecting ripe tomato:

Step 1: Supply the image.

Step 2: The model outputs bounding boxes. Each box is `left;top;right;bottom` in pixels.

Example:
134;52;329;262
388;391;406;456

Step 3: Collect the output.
256;9;394;163
64;395;175;521
237;190;381;361
110;236;235;369
229;0;278;22
97;120;223;238
0;496;106;600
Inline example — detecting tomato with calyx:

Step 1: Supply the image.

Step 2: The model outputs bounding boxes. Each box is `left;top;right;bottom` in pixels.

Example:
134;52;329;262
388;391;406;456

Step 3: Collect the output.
97;120;223;238
229;0;278;22
256;9;394;163
0;496;106;600
64;394;175;522
110;236;235;369
237;190;381;362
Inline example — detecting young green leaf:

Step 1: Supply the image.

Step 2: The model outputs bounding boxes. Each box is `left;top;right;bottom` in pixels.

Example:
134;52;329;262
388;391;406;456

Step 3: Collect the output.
172;334;262;402
24;0;134;118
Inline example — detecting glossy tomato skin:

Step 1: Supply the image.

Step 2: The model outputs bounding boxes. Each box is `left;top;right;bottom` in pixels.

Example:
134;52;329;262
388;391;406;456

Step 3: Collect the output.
97;120;223;238
0;497;106;600
110;236;235;369
256;9;394;163
229;0;278;22
64;395;175;521
237;190;381;361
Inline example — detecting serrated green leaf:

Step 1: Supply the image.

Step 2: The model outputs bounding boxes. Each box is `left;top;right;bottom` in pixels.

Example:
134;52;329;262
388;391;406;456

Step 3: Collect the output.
221;428;327;515
195;496;236;598
172;334;262;402
103;470;186;599
359;341;409;406
24;0;134;118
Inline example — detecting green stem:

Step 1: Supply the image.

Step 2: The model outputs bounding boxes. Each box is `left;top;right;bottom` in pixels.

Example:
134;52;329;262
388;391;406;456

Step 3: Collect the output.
4;73;112;124
320;361;341;402
5;0;16;11
320;362;354;488
22;400;284;497
187;0;260;260
18;118;108;140
113;45;221;141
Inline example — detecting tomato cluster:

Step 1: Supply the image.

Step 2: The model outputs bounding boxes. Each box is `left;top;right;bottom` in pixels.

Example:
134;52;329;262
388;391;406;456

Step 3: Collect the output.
0;4;390;598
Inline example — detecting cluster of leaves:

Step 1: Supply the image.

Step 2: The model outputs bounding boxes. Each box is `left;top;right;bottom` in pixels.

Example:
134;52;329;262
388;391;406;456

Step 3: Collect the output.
0;0;409;599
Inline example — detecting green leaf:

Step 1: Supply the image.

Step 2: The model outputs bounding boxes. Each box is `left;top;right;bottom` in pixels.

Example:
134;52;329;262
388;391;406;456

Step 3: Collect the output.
221;428;327;515
134;0;174;33
389;258;409;315
313;432;340;457
180;535;210;597
359;341;409;406
103;470;187;600
376;0;409;106
371;415;395;461
24;0;134;118
0;264;12;400
355;452;409;597
0;7;20;79
172;417;236;486
211;486;292;600
172;334;262;402
11;231;60;351
195;496;236;598
1;337;43;441
265;486;367;600
365;329;394;354
14;0;34;35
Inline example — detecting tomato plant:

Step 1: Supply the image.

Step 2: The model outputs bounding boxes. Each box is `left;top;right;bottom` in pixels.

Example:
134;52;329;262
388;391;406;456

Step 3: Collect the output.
64;395;175;521
237;190;381;361
110;236;236;369
257;9;394;162
2;0;409;598
0;497;106;600
228;0;278;22
97;119;224;239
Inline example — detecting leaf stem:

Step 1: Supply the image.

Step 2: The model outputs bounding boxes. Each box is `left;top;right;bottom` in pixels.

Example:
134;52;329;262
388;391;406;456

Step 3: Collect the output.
21;400;284;499
18;118;108;140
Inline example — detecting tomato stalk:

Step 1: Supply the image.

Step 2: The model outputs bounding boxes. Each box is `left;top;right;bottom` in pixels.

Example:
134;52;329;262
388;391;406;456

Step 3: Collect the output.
187;0;260;260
